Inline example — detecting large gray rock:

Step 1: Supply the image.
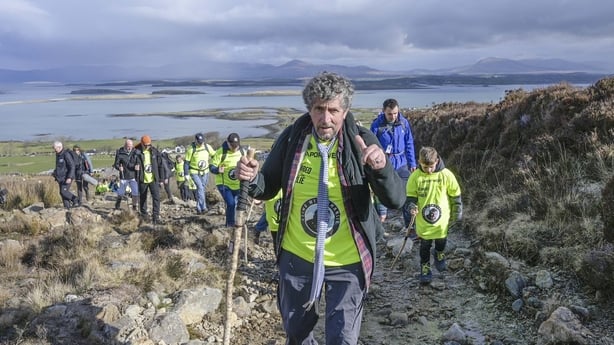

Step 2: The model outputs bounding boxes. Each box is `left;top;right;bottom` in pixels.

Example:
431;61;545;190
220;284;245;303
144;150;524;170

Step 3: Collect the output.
537;306;595;345
171;288;223;325
148;312;189;345
443;322;467;344
535;270;554;289
386;236;414;260
505;271;527;299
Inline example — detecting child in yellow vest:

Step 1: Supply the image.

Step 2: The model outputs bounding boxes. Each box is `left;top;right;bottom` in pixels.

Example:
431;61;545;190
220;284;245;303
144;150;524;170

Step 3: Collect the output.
406;146;463;284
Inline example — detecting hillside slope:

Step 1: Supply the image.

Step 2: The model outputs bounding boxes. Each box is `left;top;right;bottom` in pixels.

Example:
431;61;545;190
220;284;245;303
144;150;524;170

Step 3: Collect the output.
407;77;614;302
1;78;614;344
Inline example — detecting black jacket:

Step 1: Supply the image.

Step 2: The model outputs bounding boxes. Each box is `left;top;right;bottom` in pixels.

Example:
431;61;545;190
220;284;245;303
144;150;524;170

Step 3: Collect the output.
113;146;139;180
133;144;170;183
249;111;406;271
54;149;76;182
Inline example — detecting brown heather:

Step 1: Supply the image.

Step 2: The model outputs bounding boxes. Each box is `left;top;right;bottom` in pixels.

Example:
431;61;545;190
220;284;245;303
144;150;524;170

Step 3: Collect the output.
407;77;614;296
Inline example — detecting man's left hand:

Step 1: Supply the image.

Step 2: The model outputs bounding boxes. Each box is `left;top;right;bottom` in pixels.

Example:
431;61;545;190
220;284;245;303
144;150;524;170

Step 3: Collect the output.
354;135;386;170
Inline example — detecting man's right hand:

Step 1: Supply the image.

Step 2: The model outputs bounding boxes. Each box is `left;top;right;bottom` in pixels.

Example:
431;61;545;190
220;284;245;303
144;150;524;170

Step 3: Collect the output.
237;156;259;181
404;201;418;215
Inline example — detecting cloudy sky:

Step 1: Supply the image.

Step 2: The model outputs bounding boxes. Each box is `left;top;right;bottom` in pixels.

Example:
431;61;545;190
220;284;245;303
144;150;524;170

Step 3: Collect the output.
2;0;614;72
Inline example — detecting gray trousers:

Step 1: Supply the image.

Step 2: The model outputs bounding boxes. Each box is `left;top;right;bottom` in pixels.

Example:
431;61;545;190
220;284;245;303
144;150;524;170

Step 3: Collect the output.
278;250;366;345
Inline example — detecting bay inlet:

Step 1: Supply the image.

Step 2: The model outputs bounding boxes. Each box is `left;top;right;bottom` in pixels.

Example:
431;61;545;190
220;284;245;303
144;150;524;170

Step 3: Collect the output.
0;83;558;141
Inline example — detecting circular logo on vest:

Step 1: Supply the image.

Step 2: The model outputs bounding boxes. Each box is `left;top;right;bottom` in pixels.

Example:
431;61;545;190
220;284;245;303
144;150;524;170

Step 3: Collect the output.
422;204;442;224
198;160;206;169
145;164;152;173
300;198;340;237
228;168;238;180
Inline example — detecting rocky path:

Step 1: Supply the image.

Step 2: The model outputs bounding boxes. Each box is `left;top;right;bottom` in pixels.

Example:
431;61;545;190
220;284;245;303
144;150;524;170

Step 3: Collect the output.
232;209;536;345
231;207;612;345
360;228;533;345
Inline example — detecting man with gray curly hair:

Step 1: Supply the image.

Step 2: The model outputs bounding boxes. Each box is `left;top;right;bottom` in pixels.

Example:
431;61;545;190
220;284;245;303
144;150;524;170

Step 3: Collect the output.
237;72;406;344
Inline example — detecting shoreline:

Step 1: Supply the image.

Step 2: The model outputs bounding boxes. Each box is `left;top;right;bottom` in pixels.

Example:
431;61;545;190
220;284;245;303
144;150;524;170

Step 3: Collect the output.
0;105;380;143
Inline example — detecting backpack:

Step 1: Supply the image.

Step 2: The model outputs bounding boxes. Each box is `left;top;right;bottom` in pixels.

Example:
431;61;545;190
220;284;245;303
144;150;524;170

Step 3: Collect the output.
161;151;174;171
220;145;246;164
83;153;93;173
376;118;408;137
190;142;215;157
187;142;216;174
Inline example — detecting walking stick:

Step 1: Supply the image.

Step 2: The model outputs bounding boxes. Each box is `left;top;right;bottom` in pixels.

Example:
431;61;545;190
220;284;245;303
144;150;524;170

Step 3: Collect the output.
390;213;417;270
223;148;255;345
243;199;255;263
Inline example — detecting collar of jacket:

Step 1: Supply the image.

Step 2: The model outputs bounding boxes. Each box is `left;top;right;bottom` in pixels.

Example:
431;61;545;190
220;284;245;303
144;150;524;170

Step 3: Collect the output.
377;111;404;126
292;111;365;186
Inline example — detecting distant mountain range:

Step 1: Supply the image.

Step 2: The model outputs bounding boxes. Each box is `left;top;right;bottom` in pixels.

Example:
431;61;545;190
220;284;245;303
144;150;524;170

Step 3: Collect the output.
0;57;610;84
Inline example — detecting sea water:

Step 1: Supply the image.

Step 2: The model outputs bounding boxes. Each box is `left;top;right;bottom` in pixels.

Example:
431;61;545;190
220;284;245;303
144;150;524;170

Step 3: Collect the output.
0;82;562;141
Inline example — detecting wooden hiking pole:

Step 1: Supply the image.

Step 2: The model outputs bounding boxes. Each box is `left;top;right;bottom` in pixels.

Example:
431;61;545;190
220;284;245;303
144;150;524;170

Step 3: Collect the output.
223;148;255;345
243;199;256;263
390;213;417;270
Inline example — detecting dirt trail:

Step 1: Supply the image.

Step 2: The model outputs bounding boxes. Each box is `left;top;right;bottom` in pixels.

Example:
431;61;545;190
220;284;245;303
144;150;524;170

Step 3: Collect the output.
359;228;533;344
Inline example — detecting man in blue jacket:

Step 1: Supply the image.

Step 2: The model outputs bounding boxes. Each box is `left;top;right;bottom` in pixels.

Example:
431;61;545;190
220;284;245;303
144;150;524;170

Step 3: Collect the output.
370;98;417;225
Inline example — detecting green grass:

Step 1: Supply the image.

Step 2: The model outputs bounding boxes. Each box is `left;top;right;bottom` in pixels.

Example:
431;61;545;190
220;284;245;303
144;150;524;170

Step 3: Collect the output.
0;138;278;175
0;138;180;156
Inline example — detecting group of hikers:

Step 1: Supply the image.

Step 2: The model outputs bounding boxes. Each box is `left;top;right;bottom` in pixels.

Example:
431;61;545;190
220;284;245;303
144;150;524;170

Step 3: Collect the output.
51;142;94;209
52;131;249;227
52;72;463;345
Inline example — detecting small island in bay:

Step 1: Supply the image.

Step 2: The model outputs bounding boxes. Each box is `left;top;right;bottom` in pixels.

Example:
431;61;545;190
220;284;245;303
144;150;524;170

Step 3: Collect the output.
226;90;301;97
151;89;206;95
70;89;131;95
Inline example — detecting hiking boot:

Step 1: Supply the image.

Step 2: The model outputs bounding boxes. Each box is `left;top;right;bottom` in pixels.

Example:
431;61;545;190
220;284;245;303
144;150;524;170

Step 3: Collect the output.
114;197;122;210
433;250;447;272
420;263;432;284
152;217;160;225
72;198;81;208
